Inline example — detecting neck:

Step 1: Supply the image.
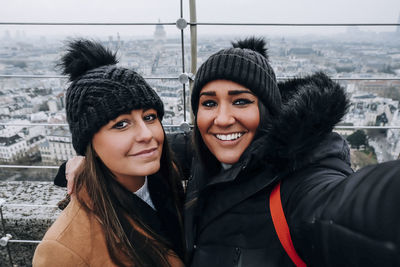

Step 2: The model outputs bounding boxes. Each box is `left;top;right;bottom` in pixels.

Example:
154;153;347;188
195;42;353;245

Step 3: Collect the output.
115;175;146;192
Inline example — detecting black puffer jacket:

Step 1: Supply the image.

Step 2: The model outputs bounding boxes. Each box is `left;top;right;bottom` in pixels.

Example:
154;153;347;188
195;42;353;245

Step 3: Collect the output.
184;73;400;266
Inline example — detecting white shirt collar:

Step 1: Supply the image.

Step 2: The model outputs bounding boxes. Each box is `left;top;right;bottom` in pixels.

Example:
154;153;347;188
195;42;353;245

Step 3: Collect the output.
221;163;233;170
133;176;156;210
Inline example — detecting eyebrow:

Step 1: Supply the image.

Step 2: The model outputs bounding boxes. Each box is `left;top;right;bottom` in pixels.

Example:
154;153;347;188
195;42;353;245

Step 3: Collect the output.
109;115;127;124
199;90;254;97
228;90;255;96
199;91;216;97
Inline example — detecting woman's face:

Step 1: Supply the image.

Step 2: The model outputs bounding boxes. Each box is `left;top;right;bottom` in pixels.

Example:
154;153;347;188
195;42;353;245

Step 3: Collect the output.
92;109;164;190
197;80;260;164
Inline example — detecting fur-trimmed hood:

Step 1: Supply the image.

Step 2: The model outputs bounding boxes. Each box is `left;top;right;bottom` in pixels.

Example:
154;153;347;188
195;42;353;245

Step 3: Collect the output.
243;72;350;172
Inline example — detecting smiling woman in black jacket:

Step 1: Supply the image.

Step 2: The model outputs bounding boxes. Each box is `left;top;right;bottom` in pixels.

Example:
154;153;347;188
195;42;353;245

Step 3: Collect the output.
185;37;400;267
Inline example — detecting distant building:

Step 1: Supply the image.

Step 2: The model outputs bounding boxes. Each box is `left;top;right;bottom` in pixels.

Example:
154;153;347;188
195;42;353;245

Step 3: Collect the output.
39;127;75;164
8;103;33;116
30;112;48;123
39;140;52;164
0;119;30;137
359;80;400;92
387;109;400;159
345;93;399;127
26;135;46;161
0;134;27;162
47;100;58;113
288;48;316;56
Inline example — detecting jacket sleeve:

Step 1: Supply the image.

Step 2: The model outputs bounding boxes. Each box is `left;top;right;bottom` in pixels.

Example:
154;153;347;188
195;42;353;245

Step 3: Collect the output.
166;131;194;180
54;161;67;187
33;240;88;267
285;160;400;266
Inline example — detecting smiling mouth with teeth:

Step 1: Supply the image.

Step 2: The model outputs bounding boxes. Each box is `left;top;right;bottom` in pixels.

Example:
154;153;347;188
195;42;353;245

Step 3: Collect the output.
215;132;244;141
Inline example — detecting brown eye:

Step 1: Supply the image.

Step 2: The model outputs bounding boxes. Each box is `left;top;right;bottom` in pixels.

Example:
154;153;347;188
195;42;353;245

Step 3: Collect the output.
143;113;157;122
112;120;129;129
233;99;254;106
201;100;217;107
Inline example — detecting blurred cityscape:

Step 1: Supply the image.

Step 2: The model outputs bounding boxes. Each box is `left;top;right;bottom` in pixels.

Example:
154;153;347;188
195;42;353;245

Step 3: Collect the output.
1;24;400;180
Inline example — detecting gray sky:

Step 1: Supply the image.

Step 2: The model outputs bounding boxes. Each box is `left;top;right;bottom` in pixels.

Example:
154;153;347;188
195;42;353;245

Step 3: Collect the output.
1;0;400;38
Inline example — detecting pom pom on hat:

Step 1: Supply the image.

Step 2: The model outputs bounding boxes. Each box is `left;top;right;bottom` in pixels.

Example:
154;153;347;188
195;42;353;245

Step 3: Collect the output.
231;37;269;60
60;39;118;81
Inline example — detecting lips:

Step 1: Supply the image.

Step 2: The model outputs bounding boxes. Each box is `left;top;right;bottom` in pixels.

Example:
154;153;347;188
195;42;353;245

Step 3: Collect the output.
130;147;158;156
214;132;244;141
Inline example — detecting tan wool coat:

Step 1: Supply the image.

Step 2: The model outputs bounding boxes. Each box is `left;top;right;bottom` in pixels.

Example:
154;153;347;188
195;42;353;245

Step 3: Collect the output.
33;195;184;267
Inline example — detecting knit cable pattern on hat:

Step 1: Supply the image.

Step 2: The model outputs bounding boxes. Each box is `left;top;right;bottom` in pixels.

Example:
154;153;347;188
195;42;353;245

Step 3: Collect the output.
61;40;164;155
191;38;282;117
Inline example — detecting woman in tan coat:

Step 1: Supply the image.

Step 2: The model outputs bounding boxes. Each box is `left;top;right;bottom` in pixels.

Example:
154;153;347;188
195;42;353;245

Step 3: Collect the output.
33;39;184;267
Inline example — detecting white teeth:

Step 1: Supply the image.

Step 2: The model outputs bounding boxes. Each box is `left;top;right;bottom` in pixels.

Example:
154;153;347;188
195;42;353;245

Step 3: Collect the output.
215;133;243;141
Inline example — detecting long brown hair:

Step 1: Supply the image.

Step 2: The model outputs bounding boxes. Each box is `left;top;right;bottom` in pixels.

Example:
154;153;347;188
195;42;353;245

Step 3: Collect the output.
74;126;183;267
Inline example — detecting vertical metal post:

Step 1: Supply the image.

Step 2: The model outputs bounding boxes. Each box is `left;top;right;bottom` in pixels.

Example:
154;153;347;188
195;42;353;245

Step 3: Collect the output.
179;0;187;122
189;0;197;124
0;200;14;266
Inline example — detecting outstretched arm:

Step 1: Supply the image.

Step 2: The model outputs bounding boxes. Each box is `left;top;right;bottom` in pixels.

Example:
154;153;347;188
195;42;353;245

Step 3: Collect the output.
286;160;400;266
166;131;194;180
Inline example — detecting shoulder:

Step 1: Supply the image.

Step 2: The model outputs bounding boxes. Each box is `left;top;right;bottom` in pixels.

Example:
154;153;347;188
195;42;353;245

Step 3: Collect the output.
40;196;91;240
33;239;88;267
283;155;351;197
33;197;95;266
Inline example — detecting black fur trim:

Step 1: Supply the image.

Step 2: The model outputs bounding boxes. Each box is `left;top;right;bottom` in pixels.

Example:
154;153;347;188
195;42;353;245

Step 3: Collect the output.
59;39;118;81
261;72;350;170
231;37;269;60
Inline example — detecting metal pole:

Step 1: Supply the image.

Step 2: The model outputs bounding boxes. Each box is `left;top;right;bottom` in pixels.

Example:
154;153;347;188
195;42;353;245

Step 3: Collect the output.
0;201;14;266
189;0;197;124
192;22;400;27
179;0;187;122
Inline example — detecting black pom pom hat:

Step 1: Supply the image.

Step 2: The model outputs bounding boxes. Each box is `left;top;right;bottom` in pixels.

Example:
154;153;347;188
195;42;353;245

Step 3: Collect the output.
60;39;164;155
191;37;281;117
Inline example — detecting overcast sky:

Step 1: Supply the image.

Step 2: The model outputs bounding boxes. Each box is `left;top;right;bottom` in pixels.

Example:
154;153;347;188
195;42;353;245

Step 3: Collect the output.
1;0;400;39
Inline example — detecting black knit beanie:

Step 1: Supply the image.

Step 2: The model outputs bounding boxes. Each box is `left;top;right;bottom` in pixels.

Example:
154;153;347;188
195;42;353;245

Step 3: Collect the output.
191;37;281;116
61;39;164;155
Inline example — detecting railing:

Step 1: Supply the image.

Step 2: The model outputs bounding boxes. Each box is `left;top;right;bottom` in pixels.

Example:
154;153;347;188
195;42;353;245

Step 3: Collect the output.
0;198;58;265
1;0;400;265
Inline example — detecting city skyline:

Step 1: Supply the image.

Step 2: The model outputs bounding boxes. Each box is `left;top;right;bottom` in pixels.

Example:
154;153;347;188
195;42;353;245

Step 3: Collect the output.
1;34;400;170
1;0;400;37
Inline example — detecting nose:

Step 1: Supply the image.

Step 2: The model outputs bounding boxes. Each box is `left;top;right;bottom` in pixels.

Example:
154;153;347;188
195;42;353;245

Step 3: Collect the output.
214;103;235;127
135;121;153;143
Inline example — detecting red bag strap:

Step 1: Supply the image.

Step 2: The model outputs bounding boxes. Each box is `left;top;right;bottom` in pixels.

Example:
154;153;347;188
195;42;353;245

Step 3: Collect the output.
269;181;307;267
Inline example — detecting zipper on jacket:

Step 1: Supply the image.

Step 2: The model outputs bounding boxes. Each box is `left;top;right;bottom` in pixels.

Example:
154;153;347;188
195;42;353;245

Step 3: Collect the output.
233;247;242;267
